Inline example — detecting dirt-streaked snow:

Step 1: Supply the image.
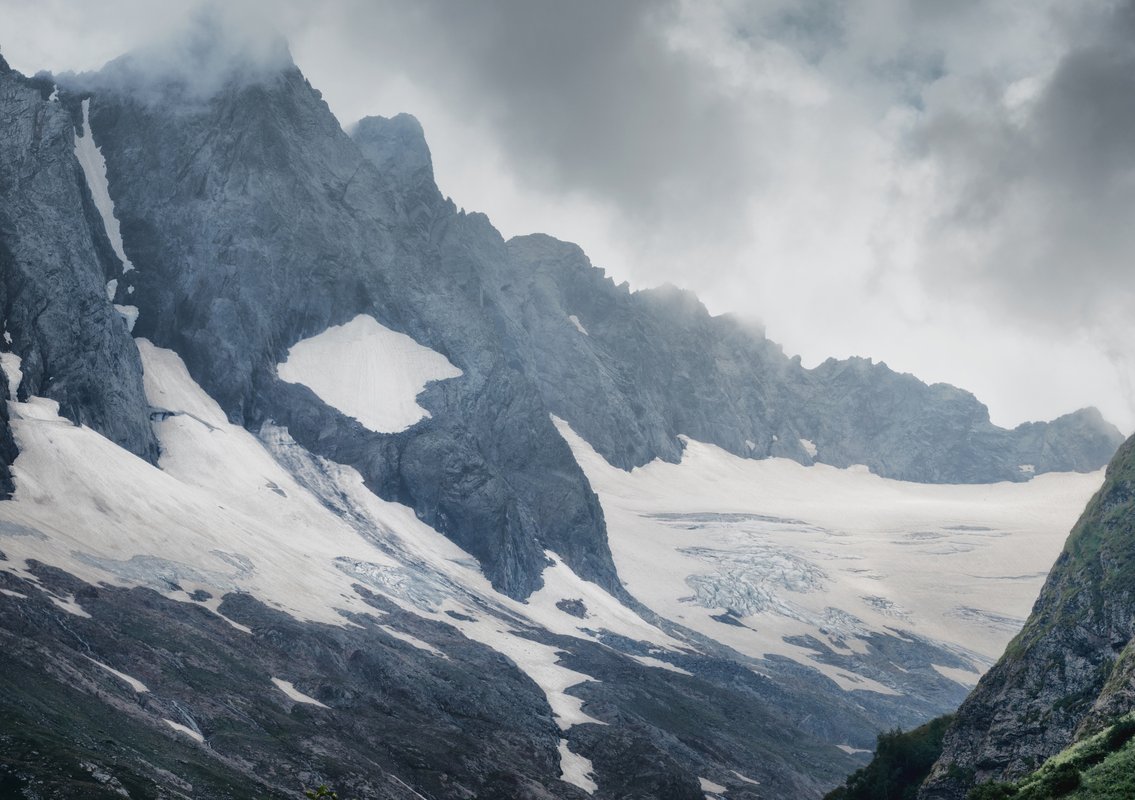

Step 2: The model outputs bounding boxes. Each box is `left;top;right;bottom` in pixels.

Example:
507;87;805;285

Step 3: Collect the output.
277;314;462;433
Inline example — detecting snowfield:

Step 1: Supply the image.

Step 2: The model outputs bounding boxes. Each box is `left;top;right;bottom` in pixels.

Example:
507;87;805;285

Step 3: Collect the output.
0;320;1107;794
277;314;463;433
552;417;1103;690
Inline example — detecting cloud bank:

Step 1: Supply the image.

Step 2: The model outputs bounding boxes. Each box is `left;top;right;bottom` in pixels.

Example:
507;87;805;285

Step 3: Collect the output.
3;0;1133;428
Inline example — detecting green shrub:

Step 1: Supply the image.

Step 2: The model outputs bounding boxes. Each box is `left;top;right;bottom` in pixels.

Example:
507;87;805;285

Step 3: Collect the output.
1039;762;1081;797
823;715;954;800
968;782;1017;800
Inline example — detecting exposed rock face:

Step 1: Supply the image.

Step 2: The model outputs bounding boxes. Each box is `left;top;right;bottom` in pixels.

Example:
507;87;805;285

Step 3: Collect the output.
920;434;1135;799
71;63;612;600
0;560;854;800
0;68;156;463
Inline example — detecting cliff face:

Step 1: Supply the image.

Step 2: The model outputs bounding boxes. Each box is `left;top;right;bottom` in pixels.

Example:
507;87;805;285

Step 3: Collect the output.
0;68;156;466
920;434;1135;799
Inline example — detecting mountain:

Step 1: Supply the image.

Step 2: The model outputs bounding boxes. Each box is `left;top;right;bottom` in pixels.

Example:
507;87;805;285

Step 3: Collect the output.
821;432;1135;799
0;30;1125;800
915;432;1135;799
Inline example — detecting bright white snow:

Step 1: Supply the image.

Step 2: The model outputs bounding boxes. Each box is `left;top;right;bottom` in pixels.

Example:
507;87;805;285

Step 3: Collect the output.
271;677;330;708
114;304;139;332
799;437;818;457
0;351;21;400
277;314;462;433
87;656;149;693
73;99;135;274
558;739;598;794
700;776;727;796
0;339;666;747
552;417;1103;691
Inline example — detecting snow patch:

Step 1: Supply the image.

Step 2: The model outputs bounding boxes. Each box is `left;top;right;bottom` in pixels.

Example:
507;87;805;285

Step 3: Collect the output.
0;588;27;598
568;315;589;336
49;593;90;618
197;597;253;634
441;604;603;730
277;315;462;433
73;98;134;273
700;776;727;796
558;739;597;794
162;719;203;743
114;304;139;332
525;551;681;653
86;656;149;693
271;677;329;708
631;655;693;676
1;351;22;400
379;625;447;658
732;770;760;785
799;438;818;457
836;744;872;755
105;279;118;301
744;439;756;451
1018;464;1036;474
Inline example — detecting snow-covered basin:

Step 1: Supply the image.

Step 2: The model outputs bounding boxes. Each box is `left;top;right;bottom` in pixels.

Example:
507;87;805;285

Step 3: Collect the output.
552;417;1103;687
277;314;462;433
0;341;680;779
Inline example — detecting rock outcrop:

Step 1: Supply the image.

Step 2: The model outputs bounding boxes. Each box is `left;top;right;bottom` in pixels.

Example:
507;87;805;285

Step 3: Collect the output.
920;434;1135;798
0;67;156;463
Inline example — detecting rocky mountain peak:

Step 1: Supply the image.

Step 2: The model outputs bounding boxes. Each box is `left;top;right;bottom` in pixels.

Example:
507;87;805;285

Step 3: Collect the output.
352;113;435;187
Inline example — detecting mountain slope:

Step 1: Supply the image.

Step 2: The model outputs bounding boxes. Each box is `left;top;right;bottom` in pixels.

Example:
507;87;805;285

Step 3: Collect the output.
58;43;1120;604
916;434;1135;798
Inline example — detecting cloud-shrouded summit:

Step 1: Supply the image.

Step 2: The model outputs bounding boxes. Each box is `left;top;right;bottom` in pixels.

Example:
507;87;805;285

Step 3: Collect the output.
2;0;1133;429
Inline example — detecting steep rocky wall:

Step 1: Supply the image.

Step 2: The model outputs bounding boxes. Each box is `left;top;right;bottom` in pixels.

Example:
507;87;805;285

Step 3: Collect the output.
920;434;1135;799
0;69;156;462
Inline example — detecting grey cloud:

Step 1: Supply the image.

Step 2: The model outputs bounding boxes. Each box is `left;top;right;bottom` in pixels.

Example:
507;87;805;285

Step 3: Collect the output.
321;0;767;242
74;4;296;104
912;0;1135;330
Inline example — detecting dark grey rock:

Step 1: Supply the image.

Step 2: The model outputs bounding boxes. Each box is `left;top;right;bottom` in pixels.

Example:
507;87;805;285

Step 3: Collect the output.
0;68;156;462
0;561;863;799
919;434;1135;799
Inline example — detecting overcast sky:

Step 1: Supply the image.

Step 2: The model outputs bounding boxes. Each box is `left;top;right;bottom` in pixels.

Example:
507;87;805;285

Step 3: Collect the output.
4;0;1135;431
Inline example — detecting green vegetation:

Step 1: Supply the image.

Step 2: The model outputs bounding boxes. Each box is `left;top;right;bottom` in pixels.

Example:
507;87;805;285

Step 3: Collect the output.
823;715;954;800
967;715;1135;800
